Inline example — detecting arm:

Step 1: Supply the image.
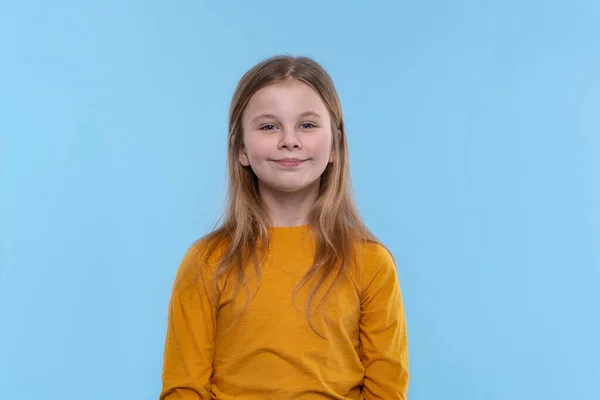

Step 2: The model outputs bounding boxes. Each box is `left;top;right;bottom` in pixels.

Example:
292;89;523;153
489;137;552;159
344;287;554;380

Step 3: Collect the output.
359;245;409;399
159;244;217;400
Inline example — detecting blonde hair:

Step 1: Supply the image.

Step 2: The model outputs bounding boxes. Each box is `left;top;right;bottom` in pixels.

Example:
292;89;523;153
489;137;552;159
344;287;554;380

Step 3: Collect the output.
199;55;380;334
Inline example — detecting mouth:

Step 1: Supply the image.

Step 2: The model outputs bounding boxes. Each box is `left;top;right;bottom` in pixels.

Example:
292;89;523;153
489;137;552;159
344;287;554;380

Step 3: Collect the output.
271;158;308;167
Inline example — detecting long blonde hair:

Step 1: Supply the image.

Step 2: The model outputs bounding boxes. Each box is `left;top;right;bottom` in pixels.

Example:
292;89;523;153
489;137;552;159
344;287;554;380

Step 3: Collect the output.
199;55;380;334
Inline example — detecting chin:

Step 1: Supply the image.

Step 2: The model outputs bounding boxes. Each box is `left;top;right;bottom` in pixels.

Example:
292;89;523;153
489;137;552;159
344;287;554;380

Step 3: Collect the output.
273;184;309;193
263;180;317;194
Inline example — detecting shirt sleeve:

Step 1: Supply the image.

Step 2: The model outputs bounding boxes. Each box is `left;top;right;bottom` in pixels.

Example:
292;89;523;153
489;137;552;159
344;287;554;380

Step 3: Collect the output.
359;244;409;399
159;244;217;400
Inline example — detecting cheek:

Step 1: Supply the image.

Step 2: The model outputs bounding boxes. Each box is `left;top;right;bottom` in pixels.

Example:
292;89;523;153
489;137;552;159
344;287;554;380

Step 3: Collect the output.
312;136;334;159
245;136;271;162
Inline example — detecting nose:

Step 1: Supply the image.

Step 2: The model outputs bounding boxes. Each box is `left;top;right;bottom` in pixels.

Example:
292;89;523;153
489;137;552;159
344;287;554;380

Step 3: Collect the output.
278;127;302;150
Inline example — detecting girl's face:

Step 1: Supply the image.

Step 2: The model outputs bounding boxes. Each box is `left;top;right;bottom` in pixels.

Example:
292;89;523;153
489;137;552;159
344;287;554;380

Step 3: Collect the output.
239;79;334;195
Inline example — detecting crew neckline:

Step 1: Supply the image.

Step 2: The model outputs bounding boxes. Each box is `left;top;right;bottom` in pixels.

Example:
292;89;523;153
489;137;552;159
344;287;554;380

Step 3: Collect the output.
266;224;311;236
266;225;311;244
267;224;310;232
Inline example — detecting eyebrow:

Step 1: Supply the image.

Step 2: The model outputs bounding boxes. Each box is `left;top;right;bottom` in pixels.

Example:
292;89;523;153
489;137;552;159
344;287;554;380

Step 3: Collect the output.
250;111;321;123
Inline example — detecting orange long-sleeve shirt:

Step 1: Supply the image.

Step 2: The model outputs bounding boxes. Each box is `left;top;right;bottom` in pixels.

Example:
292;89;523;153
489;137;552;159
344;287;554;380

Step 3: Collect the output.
159;225;409;399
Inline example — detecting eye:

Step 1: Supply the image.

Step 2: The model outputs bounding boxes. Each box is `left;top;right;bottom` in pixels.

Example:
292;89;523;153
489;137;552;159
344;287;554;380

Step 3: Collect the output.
300;122;316;129
260;124;277;131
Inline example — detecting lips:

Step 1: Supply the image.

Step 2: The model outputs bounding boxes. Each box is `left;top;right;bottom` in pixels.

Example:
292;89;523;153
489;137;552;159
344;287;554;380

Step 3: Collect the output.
272;158;307;167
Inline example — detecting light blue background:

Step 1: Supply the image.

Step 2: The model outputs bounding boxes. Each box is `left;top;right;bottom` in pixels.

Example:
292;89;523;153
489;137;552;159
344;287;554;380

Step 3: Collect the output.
1;1;598;399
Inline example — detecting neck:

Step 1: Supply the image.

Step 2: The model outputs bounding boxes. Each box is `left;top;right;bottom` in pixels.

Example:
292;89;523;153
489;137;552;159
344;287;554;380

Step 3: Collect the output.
259;181;319;227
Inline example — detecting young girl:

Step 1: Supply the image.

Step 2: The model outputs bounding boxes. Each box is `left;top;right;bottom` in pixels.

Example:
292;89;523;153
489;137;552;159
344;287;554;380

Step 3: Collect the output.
159;55;409;399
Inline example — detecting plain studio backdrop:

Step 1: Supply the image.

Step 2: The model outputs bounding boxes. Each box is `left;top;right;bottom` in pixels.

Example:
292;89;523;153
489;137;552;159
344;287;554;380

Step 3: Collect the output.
1;1;598;399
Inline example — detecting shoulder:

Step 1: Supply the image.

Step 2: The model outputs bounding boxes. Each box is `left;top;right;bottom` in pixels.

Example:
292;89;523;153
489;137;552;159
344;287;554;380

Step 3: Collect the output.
174;231;229;289
346;226;397;274
190;231;229;263
355;241;396;270
357;240;395;263
353;240;399;289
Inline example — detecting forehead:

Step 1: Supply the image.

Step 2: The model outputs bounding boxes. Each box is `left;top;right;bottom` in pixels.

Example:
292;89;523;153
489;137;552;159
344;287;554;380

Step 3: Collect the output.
243;79;328;118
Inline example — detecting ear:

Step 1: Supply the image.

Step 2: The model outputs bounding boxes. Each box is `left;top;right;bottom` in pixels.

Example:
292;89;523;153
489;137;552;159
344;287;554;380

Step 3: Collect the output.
238;144;250;167
329;129;341;163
